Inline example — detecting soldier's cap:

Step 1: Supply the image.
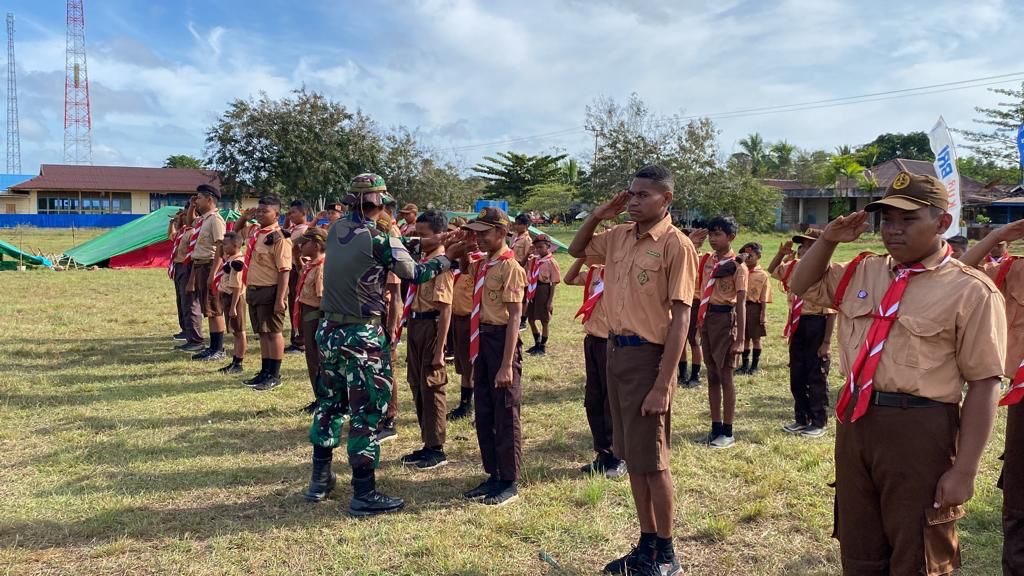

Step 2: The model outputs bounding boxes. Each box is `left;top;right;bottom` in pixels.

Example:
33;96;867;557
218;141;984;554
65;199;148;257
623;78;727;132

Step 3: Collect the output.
793;228;823;245
398;203;417;215
865;171;948;212
325;202;344;213
462;207;511;232
302;227;328;245
533;233;552;245
346;173;386;207
381;193;397;207
196;184;221;199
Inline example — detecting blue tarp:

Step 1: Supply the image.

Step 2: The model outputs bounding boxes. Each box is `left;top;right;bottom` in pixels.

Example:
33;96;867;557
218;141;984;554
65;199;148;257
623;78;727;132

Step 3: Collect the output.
0;214;142;229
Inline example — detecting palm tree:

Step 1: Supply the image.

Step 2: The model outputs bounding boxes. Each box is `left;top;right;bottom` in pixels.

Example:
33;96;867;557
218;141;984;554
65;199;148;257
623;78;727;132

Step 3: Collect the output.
768;141;796;178
738;133;768;176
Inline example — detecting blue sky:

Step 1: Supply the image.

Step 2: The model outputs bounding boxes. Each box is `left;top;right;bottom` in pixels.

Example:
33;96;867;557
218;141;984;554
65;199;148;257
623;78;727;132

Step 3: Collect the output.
4;0;1022;172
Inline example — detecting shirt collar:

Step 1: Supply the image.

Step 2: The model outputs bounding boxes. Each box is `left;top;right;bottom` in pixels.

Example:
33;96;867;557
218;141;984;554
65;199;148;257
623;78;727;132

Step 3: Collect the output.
632;213;673;241
888;240;951;271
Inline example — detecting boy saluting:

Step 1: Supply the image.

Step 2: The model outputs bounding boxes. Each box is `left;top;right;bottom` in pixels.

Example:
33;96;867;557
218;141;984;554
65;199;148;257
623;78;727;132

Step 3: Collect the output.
569;164;696;576
789;172;1007;575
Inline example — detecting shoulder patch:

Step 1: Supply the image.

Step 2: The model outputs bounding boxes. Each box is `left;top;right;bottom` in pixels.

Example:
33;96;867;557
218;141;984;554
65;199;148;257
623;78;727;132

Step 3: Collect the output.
959;263;999;293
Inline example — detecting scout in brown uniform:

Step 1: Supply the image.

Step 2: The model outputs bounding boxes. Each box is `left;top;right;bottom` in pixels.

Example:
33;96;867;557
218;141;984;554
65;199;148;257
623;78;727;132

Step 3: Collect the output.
398;203;418;237
171;204;205;351
569;165;696;576
315;202;344;229
525;234;561;356
737;242;771;375
565;256;627;480
217;232;247;374
790;172;1007;576
957;218;1024;574
460;208;527;507
448;236;479;421
294;227;327;400
512;213;533;331
767;229;837;438
399;210;455;470
697;216;747;449
284;199;310;355
187;184;228;362
238;195;293;391
679;227;708;388
947;235;968;260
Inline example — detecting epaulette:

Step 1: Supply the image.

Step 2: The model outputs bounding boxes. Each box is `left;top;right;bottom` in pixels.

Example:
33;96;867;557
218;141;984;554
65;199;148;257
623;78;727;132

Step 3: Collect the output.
958;263;1000;293
230;260;244;272
264;231;278;245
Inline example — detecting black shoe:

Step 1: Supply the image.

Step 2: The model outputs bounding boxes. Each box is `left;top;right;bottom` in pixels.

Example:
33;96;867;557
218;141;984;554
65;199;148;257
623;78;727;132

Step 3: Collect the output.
284;344;304;355
525;344;539;355
177;342;205;353
519;319;527;332
683;377;701;389
302;454;337;503
243;371;266;386
659;553;683;576
191;347;214;360
481;481;518;506
448;402;472;421
218;362;243;374
415;448;448;470
348;473;404;517
196;350;226;362
580;458;606;474
604;458;628;480
377;420;397;443
172;332;187;341
464;476;499;500
444;354;455;364
603;545;653;575
529;345;546;356
400;448;429;464
748;366;760;376
252;374;281;391
736;366;749;375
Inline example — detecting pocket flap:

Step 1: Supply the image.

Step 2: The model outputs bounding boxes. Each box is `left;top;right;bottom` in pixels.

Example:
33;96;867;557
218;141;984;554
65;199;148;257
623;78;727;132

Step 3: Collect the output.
925;505;965;526
840;295;873;319
897;315;944;337
636;254;663;272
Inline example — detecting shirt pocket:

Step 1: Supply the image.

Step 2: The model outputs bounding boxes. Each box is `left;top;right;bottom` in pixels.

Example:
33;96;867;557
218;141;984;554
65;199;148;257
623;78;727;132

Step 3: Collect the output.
893;315;947;370
633;254;663;296
839;296;874;353
485;272;505;301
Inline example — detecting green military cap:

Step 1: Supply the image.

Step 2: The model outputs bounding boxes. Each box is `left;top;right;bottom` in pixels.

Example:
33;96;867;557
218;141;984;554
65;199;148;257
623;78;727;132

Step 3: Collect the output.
865;171;948;212
344;173;386;207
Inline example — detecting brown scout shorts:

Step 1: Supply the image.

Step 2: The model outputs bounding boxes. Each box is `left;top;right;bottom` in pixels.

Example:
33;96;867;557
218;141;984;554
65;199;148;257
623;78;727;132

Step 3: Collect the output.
247;285;284;334
687;298;701;344
220;292;246;334
192;262;223;318
744;302;767;339
526;283;553;323
607;339;671;473
452;314;473;380
700;308;737;370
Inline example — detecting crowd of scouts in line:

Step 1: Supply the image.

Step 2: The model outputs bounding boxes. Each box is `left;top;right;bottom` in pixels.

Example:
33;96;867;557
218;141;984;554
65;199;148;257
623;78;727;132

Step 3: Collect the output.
163;164;1024;575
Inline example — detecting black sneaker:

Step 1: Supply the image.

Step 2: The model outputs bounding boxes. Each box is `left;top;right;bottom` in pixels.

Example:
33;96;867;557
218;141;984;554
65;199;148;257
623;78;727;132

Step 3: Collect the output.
243;371;266;387
519;319;527;332
683;377;701;389
284;344;304;355
447;402;472;421
191;348;214;360
631;550;663;576
481;481;518;506
736;366;749;375
196;350;226;362
604;458;628;480
377;421;398;443
348;490;405;518
415;448;448;470
218;362;243;374
400;448;429;464
172;332;187;341
580;458;606;475
252;375;281;391
177;342;205;353
747;367;760;376
603;545;650;575
464;477;499;500
444;354;455;364
528;346;546;356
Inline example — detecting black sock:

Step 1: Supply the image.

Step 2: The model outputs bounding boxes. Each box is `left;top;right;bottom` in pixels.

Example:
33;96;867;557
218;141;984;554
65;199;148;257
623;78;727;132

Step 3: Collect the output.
259;357;268;374
312;445;332;459
741;349;750;366
723;423;734;437
352;466;373;480
712;421;723;437
232;356;243;365
751;348;761;369
210;331;224;351
655;536;674;558
678;362;688;380
461;386;473;405
639;531;657;548
690;363;702;381
267;358;281;377
540;335;548;346
532;332;540;346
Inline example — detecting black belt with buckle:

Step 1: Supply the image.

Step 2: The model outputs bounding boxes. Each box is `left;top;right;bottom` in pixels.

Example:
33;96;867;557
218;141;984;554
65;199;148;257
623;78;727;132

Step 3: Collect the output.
410;311;440;320
610;333;649;347
321;312;381;326
871;391;950;409
709;304;734;313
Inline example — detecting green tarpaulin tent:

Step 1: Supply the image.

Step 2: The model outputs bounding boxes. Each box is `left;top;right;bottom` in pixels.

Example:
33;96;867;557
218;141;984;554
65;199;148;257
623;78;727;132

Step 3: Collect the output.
62;206;240;267
445;211;568;252
0;239;52;269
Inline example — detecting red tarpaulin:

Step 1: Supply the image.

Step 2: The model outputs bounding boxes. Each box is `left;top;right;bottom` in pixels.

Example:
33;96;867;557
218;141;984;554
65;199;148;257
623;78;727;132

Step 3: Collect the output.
109;239;174;269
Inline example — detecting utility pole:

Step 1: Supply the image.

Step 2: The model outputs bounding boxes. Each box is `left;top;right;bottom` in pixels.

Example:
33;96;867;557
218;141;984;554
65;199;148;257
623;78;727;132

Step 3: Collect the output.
6;12;20;173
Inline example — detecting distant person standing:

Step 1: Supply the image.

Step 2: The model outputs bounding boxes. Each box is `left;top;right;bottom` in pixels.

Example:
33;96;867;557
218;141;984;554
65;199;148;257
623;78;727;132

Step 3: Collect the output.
398;203;418;236
187;184;227;362
169;203;203;350
285;199;311;356
511;213;533;331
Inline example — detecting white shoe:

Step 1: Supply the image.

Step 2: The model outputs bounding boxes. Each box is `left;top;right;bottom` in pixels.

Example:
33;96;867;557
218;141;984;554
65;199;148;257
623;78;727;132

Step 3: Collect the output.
800;426;826;438
782;421;808;434
709;435;735;449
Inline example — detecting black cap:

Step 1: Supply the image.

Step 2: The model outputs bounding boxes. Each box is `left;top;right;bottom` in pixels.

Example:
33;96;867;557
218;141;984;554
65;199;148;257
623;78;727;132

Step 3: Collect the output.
325;202;344;213
463;207;511;232
196;184;221;199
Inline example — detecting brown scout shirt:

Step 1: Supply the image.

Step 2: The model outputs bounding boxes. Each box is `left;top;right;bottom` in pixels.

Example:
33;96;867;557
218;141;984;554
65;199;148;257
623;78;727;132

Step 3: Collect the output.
745;266;772;304
705;251;749;306
173;226;193;264
411;247;454;313
567;263;610;339
803;246;1007;404
534;257;562;284
452;267;475;317
585;214;697;345
476;246;527;326
512;232;533;266
247;224;293;287
982;259;1024;376
219;254;246;295
297;257;325;308
192;210;226;262
773;259;835;316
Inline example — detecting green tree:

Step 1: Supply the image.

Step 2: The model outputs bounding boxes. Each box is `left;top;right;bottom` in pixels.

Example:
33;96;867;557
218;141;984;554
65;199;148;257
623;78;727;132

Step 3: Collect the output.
695;171;782;231
764;140;796;178
792;149;834;187
858;132;931;164
163;154;206;169
471;151;566;203
958;82;1024;166
735;133;768;176
958;156;1021;186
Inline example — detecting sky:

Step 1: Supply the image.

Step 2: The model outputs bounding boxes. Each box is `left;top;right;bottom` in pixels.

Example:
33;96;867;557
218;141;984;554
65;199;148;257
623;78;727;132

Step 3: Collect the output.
4;0;1022;173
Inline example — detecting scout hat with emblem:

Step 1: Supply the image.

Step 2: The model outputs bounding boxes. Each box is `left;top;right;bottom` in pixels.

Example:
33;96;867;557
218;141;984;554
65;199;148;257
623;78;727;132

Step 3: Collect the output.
792;227;823;245
325;201;344;213
343;173;386;207
533;233;552;245
398;203;418;215
865;171;948;212
463;207;511;232
302;227;328;245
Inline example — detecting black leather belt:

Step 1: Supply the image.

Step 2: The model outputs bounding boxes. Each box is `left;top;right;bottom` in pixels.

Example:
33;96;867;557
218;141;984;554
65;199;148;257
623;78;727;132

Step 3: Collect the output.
479;323;507;334
709;304;734;313
871;391;951;409
410;311;440;320
610;333;649;347
321;312;380;326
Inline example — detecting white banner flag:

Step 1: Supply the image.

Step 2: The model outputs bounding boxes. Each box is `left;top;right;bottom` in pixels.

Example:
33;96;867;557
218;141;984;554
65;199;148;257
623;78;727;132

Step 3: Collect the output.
928;116;962;239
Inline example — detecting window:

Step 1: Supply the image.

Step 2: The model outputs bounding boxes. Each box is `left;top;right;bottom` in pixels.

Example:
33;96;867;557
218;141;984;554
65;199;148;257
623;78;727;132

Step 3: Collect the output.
150;193;193;211
37;191;133;214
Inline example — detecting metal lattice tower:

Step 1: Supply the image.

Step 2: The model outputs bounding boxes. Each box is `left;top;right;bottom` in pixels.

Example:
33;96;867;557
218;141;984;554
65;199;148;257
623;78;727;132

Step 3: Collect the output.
6;13;20;174
63;0;92;165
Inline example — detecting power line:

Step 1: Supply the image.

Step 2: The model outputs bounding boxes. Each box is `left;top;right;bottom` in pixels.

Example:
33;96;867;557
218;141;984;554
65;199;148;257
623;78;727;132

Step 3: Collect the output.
442;72;1024;153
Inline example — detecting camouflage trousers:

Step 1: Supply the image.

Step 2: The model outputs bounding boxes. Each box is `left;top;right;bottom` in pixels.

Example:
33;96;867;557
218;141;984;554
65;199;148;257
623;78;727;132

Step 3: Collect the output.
311;320;393;470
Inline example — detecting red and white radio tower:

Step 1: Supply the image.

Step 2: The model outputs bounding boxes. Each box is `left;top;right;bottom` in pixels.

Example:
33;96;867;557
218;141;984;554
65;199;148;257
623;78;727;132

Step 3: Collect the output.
64;0;91;165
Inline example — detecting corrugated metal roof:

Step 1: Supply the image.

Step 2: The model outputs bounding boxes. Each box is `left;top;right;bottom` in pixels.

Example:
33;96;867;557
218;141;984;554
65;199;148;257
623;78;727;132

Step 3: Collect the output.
11;164;220;193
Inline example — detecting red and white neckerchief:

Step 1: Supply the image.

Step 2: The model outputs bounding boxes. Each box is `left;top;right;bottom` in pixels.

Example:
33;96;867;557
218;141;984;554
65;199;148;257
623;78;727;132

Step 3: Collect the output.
397;254;433;341
212;254;241;295
987;254;1005;265
241;225;277;285
291;256;323;328
781;260;802;343
287;222;308;242
1000;360;1024;407
836;245;953;423
183;212;210;265
995;256;1019;290
167;228;186;279
574;265;605;324
470;249;515;364
452;251;485;282
697;252;733;327
526;255;553;302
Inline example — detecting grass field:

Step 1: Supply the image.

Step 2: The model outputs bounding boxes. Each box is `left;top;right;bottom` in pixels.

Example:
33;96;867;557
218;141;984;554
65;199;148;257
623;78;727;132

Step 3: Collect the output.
0;226;1009;575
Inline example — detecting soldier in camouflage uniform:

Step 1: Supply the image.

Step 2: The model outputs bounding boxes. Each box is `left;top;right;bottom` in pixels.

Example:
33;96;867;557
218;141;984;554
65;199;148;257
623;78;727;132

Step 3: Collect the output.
303;173;460;517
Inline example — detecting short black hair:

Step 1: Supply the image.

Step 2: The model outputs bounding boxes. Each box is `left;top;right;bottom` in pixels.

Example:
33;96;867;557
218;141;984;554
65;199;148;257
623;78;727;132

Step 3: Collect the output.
706;215;739;236
740;241;762;256
289;199;308;211
415;210;448;233
223;231;240;244
948;235;968;246
258;194;282;209
514;213;531;226
634;164;674;192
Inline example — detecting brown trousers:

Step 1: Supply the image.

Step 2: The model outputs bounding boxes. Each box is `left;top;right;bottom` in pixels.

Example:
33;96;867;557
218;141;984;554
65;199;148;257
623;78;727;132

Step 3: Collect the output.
1003;403;1024;575
288;268;303;348
474;325;523;481
300;303;320;390
406;316;448;447
173;262;203;345
789;314;831;428
452;314;474;384
583;335;613;455
834;402;963;575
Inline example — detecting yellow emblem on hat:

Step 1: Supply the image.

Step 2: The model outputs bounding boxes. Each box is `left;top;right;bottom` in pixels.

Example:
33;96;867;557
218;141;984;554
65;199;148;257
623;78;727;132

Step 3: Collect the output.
479;208;488;219
893;172;911;190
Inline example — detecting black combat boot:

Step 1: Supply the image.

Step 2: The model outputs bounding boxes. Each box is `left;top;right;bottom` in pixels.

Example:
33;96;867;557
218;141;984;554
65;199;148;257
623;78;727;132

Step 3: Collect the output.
348;470;404;517
303;447;336;503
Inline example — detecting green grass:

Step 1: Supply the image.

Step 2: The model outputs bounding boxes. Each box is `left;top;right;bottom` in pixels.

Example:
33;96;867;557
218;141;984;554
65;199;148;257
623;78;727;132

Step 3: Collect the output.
0;227;1008;575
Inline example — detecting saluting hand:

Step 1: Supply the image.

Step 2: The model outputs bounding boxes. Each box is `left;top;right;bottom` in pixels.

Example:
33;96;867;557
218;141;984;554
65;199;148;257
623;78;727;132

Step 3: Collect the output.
822;211;870;243
996;218;1024;243
778;240;795;257
688;228;709;248
592;190;629;221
